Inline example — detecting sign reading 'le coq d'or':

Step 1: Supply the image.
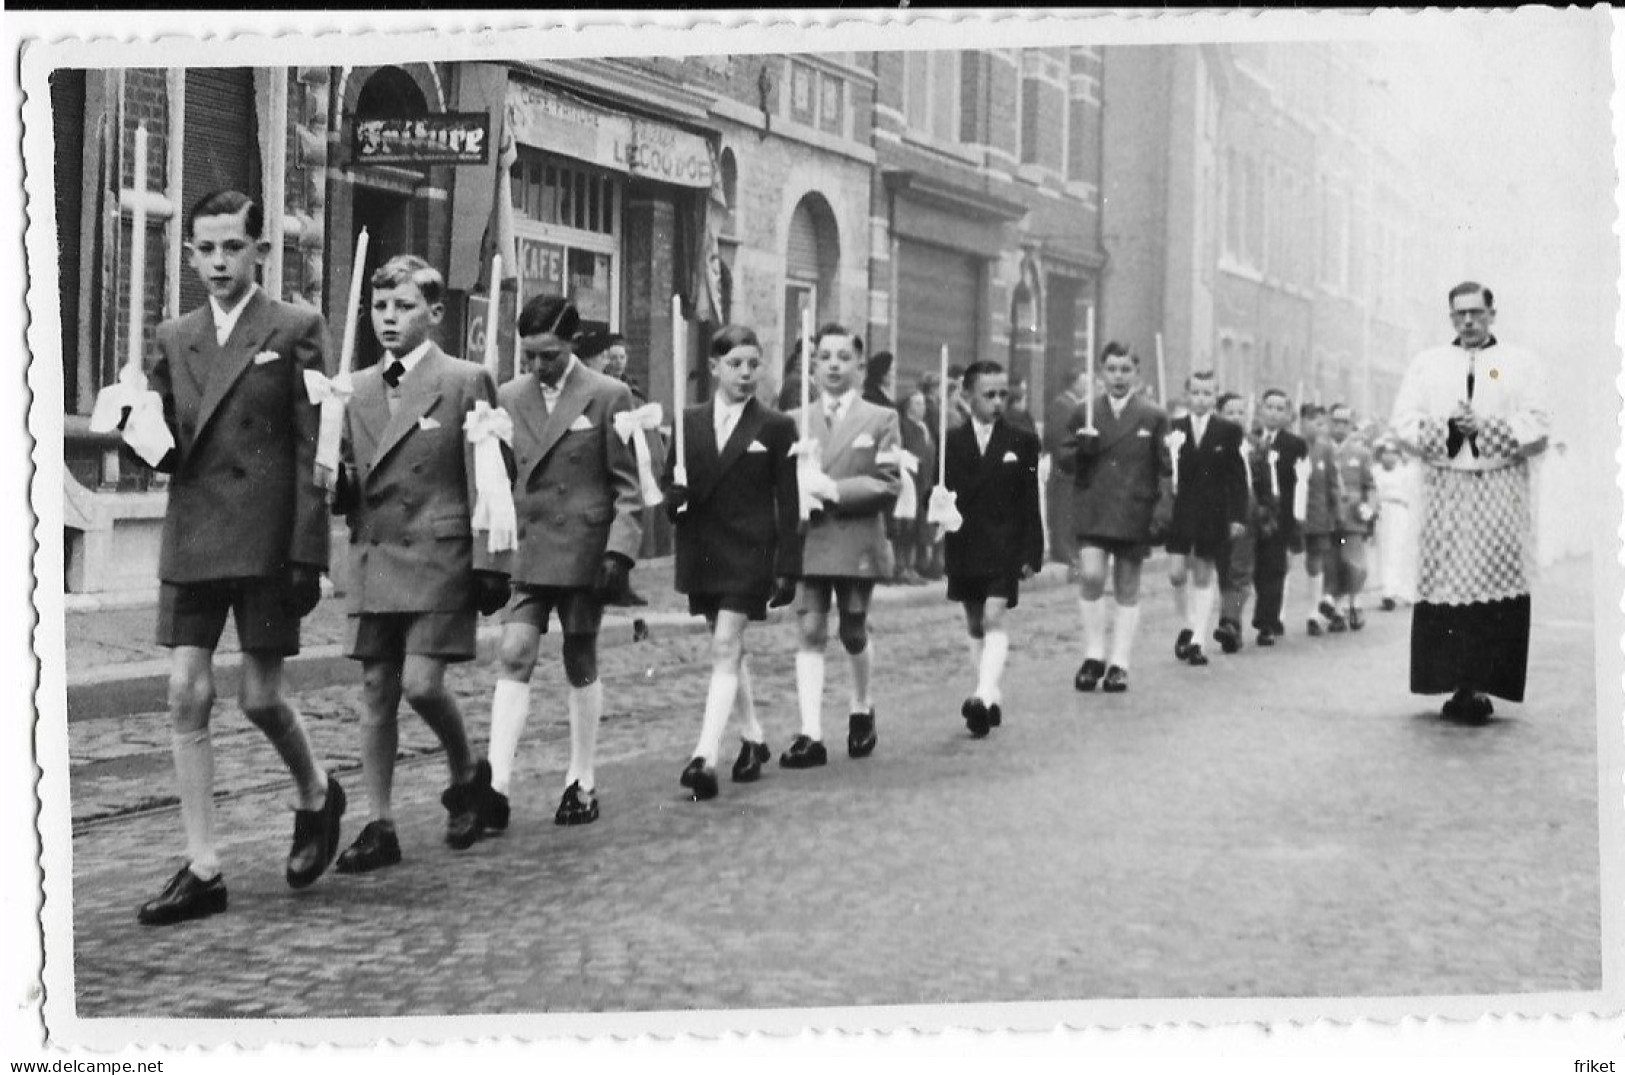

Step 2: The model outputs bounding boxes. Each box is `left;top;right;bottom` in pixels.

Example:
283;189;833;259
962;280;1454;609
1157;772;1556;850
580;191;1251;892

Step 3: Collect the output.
353;113;491;165
506;81;715;189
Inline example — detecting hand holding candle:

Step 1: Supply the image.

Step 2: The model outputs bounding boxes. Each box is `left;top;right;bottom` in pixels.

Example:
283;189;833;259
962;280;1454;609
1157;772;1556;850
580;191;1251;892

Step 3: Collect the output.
305;227;369;490
1083;306;1096;432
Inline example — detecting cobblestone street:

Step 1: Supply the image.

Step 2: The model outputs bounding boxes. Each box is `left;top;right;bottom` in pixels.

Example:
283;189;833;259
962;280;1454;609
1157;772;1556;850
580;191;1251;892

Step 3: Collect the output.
65;556;1603;1017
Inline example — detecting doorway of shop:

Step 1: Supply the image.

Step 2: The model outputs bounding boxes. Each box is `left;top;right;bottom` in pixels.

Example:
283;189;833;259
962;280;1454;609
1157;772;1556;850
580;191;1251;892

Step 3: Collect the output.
350;185;413;370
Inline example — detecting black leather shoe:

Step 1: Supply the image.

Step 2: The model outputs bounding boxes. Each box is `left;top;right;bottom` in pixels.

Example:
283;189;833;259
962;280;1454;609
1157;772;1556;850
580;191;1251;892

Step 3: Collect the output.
987;703;1002;727
779;735;828;769
1256;629;1276;647
1174;629;1194;660
680;757;719;801
1102;665;1129;693
1327;614;1348;634
1074;658;1106;692
1444;690;1494;724
1214;620;1242;655
731;739;771;783
1306;618;1324;637
1272;620;1287;636
1185;645;1209;666
1348;608;1365;631
962;697;990;738
554;781;600;825
847;709;878;758
442;759;491;849
483;789;510;833
1380;597;1397;612
335;819;402;874
138;866;228;926
286;772;346;890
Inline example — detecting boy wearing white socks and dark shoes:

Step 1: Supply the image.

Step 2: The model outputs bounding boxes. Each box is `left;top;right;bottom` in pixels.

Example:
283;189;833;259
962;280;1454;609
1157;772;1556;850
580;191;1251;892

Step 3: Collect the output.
941;362;1043;735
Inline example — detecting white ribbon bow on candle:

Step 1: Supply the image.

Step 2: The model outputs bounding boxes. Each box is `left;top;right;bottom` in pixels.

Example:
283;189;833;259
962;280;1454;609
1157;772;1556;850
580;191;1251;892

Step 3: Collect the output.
464;400;519;553
926;484;963;534
90;365;175;468
1292;456;1312;522
881;447;919;521
303;368;353;489
789;438;836;521
612;402;667;508
1267;448;1281;499
1164;429;1187;493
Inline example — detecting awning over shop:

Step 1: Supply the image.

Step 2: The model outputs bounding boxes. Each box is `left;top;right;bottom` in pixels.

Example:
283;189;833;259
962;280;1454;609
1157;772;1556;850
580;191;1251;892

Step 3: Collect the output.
507;77;715;189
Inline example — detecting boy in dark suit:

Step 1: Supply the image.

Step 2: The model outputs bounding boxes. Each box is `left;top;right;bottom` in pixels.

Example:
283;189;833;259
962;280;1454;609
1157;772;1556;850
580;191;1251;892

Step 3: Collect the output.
482;296;644;829
331;256;510;873
942;361;1043;736
1298;403;1346;635
1251;388;1307;646
781;325;902;768
1068;344;1170;693
664;325;801;798
129;190;344;926
1165;371;1249;666
1213;392;1279;654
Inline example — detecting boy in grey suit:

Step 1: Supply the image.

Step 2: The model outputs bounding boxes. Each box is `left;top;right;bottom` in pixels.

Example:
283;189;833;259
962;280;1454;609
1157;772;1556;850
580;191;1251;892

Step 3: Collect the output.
331;257;511;873
781;325;902;768
130;191;344;926
483;296;644;829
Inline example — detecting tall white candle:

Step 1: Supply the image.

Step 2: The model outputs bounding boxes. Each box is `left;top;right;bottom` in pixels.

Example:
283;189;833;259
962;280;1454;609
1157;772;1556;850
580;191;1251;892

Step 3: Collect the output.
1084;305;1096;431
672;294;687;465
938;344;949;485
1155;332;1168;409
483;254;502;377
125;125;148;376
338;228;370;376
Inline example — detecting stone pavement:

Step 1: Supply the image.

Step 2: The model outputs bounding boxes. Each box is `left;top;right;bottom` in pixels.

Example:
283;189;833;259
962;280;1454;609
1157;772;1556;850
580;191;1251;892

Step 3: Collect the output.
66;556;1603;1016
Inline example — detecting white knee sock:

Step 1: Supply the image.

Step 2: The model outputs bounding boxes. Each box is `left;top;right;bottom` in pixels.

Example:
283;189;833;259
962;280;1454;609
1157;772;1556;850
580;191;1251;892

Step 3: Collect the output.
566;681;603;791
848;642;872;714
1306;572;1324;616
796;651;825;740
172;727;219;879
695;667;740;766
736;660;765;744
487;678;532;795
1190;581;1216;641
1171;580;1189;625
976;629;1009;705
1080;596;1107;661
1110;602;1140;670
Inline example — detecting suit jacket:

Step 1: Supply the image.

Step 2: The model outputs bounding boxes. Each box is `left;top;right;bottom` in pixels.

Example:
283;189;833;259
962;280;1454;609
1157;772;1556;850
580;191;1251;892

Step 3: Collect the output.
1068;391;1172;544
666;398;801;598
1333;437;1377;532
501;361;644;587
943;419;1043;579
1301;438;1345;536
1043;389;1083;462
1169;413;1249;548
148;289;329;584
337;345;501;614
1257;428;1307;543
786;395;902;578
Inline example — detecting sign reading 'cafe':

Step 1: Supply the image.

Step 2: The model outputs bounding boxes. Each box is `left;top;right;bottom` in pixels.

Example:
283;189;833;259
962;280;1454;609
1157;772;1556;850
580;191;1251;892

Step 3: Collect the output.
353;113;491;166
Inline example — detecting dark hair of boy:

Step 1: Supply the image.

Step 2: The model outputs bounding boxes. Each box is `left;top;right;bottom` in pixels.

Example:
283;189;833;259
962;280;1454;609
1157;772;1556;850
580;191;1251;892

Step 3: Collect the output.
961;359;1004;392
813;322;863;352
518;294;581;340
710;323;760;357
370;255;444;306
186;189;263;240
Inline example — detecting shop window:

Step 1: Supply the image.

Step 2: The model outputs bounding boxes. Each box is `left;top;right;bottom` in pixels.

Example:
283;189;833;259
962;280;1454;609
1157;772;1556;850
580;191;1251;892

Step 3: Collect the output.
787;61;845;136
790;62;816;126
903;51;959;144
819;72;844;134
513;149;619;237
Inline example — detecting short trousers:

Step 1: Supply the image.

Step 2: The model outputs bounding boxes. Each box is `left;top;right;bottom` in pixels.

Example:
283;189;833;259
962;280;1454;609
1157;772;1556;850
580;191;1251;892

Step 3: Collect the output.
1165;534;1228;562
1304;532;1336;556
946;574;1021;609
1078;536;1151;562
505;585;605;636
688;592;769;622
795;576;875;616
157;577;300;656
345;611;477;663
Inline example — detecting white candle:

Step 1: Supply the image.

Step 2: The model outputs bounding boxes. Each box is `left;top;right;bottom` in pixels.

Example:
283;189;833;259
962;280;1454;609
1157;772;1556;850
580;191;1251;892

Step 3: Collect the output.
126;125;148;376
799;306;813;438
938;344;949;485
672;294;686;465
483;254;502;377
1155;332;1168;409
338;227;370;376
1084;305;1096;431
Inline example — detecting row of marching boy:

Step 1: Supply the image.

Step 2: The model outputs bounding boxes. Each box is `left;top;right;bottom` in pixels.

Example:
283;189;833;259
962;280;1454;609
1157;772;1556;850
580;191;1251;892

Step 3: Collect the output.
100;187;1308;929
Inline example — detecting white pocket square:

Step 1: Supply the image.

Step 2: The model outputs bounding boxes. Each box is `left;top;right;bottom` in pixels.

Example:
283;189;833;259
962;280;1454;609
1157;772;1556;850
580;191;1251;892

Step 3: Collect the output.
1136;428;1152;437
253;351;282;365
745;440;769;453
852;432;876;449
568;415;595;432
1002;450;1019;463
417;416;441;431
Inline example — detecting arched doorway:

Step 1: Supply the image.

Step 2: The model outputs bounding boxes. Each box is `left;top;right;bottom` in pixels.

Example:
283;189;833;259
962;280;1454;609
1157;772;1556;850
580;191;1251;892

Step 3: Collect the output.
782;191;840;390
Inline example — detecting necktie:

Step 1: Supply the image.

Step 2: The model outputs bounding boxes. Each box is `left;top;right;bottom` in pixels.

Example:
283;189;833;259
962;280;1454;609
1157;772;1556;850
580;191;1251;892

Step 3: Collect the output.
383;360;405;389
826;401;841;429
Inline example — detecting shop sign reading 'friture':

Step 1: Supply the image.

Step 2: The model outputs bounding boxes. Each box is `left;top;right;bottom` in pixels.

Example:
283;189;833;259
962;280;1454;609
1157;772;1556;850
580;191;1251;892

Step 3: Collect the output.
506;79;715;189
353;113;491;165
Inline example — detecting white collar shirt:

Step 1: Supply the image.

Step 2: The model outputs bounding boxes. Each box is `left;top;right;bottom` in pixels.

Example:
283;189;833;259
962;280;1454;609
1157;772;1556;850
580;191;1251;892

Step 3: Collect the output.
209;285;259;347
1191;413;1210;444
972;418;995;455
823;389;856;428
1108;394;1129;419
540;355;580;411
714;397;746;446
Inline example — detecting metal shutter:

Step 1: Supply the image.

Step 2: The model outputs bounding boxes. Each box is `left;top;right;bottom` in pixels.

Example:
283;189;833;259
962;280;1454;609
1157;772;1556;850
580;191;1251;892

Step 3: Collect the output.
786;199;820;282
180;68;260;314
895;238;979;386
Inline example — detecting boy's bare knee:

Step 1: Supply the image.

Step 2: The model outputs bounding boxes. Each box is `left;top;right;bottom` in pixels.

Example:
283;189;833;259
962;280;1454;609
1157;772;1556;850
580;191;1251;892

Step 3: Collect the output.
837;614;868;655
